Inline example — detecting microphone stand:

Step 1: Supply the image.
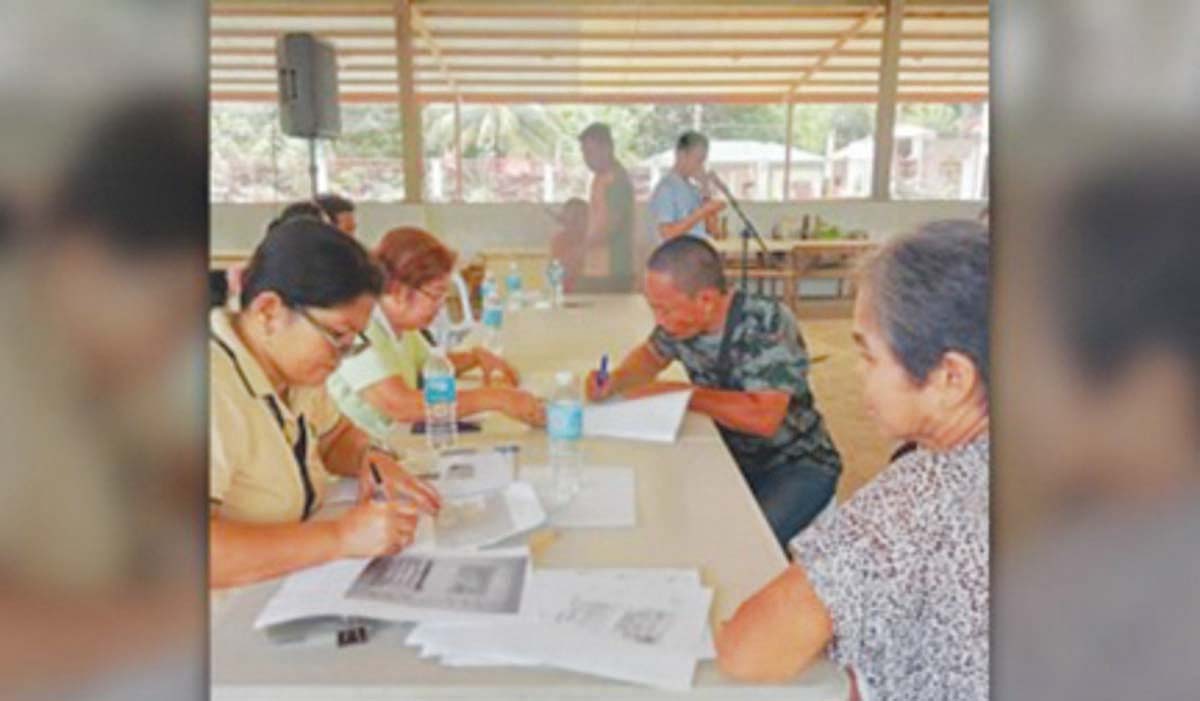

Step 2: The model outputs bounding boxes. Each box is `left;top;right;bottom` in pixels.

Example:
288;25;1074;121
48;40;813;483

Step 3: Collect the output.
710;176;772;293
307;137;319;197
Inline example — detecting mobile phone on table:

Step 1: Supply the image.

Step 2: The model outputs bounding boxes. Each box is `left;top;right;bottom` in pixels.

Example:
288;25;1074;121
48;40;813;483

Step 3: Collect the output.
411;420;482;435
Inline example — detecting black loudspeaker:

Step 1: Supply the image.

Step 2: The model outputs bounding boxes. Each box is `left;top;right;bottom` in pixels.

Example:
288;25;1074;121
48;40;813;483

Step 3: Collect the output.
276;32;340;138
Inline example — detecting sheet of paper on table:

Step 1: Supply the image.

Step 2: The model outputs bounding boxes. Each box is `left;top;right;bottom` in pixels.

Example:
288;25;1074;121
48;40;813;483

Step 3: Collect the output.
412;481;546;550
520;466;636;528
323;445;517;507
407;567;714;691
254;547;533;630
506;568;714;659
428;445;518;499
583;390;692;443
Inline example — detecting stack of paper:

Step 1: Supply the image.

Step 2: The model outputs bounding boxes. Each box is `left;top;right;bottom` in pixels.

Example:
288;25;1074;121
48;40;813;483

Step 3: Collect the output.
583;391;692;443
407;568;715;691
254;548;534;631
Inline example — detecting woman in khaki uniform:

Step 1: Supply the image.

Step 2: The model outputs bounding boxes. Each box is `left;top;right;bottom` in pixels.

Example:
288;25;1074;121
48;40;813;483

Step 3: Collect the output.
210;219;440;589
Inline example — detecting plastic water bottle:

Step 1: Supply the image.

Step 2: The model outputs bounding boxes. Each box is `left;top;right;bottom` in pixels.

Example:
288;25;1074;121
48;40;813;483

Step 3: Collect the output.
480;284;504;355
481;268;498;301
505;261;523;311
422;346;458;450
545;258;565;308
546;371;583;508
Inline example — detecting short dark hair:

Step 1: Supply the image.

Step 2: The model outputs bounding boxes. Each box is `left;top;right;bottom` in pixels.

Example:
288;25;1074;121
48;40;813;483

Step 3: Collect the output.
269;200;327;231
578;122;613;147
860;219;990;390
676;131;709;152
1055;162;1200;396
315;193;355;218
240;218;383;310
646;236;727;295
48;94;206;253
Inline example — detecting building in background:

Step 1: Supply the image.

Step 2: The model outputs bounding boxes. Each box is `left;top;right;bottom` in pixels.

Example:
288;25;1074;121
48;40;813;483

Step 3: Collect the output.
640;139;826;202
828;122;988;200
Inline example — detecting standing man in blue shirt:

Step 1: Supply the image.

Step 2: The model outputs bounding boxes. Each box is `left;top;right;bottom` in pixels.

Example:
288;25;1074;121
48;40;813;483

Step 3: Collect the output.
647;131;727;242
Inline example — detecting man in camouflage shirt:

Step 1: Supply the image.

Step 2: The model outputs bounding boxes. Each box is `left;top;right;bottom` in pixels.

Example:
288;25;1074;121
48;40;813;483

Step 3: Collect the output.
587;237;842;547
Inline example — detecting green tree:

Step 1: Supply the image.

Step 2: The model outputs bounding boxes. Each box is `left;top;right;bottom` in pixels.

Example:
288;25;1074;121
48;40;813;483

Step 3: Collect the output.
331;105;404;157
790;104;875;155
897;102;983;136
423;103;569;158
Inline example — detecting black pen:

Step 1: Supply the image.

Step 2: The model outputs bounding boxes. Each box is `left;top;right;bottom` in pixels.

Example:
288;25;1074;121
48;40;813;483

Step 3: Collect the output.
369;462;388;502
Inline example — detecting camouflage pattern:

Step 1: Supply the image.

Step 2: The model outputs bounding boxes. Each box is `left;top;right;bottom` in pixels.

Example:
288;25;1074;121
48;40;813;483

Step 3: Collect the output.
649;292;842;478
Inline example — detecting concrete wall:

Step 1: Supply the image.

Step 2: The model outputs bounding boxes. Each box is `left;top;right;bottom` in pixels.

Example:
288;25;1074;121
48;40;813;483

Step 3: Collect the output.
212;199;987;259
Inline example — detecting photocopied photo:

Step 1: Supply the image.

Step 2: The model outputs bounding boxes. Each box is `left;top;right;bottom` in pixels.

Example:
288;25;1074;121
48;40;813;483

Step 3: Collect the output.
429;445;519;499
347;551;529;615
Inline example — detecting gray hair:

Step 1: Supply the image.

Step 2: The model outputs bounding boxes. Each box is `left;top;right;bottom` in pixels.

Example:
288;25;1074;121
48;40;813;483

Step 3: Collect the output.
860;220;990;390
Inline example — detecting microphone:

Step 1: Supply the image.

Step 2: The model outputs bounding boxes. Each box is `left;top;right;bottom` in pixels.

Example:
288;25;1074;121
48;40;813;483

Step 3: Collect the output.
707;171;732;199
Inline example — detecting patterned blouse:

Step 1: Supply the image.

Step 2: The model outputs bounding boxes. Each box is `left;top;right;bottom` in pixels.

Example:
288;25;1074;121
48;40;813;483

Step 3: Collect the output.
790;435;989;701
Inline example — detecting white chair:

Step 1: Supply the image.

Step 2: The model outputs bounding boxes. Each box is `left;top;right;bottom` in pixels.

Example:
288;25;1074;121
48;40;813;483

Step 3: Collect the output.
427;271;476;349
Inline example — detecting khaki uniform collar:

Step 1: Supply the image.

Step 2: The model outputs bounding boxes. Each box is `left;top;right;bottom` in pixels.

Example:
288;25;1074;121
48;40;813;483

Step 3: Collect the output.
210;308;277;400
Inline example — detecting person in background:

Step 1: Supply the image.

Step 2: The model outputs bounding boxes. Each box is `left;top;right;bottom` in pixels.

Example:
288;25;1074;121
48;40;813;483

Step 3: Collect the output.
576;122;635;293
210;219;441;589
326;226;545;440
716;221;989;701
267;199;328;230
647;131;726;242
586;236;841;548
221;195;356;308
549;197;588;292
315;192;357;237
221;200;324;308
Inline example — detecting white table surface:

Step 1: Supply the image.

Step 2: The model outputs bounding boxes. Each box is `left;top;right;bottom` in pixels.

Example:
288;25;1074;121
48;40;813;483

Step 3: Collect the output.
211;295;848;700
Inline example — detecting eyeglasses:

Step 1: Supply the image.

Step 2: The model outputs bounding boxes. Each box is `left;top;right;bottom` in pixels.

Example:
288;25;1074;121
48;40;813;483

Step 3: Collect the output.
296;307;371;358
412;285;448;304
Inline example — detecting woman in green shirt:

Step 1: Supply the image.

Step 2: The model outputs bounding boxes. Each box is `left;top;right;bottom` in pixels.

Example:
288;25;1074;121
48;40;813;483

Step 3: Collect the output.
327;226;546;439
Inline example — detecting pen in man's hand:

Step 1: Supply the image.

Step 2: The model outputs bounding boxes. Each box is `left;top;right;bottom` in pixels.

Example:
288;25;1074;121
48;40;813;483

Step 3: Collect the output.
597;353;609;390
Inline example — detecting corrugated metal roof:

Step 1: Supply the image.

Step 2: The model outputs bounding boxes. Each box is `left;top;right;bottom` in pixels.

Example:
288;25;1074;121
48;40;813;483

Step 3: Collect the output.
210;0;989;104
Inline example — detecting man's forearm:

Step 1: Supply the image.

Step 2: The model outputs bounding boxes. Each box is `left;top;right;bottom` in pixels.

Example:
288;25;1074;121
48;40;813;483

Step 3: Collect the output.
659;207;710;240
689;388;790;437
608;344;670;394
705;208;721;235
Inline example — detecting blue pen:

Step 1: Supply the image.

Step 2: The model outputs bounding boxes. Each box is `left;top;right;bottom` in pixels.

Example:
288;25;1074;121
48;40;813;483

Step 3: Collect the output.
597;354;610;388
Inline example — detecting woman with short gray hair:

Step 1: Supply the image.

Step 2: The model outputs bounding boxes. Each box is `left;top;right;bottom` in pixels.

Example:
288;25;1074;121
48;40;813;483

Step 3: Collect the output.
715;220;989;701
